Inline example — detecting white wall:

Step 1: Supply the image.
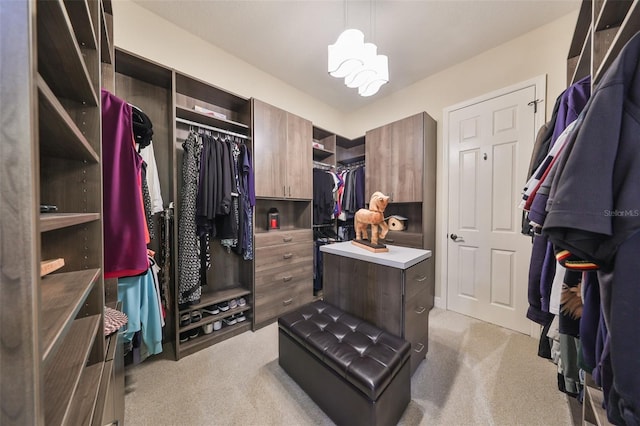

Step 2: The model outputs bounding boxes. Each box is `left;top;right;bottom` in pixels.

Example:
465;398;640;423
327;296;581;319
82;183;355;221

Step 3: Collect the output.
112;0;346;134
342;10;578;300
113;1;578;300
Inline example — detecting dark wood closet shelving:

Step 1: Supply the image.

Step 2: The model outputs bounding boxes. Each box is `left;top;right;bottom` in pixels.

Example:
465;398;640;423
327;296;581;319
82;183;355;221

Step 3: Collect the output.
100;1;113;64
65;362;103;426
179;306;252;333
63;0;98;50
175;105;250;134
179;322;252;357
313;147;335;161
568;2;639;424
43;315;101;425
41;268;101;361
594;0;640;83
115;49;173;89
37;0;98;106
175;73;249;116
40;213;101;232
179;287;251;315
38;75;100;162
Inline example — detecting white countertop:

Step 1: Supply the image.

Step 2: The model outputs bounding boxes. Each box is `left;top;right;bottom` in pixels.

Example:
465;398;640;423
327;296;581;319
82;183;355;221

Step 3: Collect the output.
320;241;432;269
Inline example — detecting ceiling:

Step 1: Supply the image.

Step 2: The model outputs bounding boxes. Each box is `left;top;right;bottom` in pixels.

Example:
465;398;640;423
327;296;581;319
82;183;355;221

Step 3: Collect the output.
131;0;580;112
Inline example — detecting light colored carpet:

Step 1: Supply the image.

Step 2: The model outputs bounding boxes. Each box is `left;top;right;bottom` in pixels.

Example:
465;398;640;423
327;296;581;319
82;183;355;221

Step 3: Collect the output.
124;308;579;425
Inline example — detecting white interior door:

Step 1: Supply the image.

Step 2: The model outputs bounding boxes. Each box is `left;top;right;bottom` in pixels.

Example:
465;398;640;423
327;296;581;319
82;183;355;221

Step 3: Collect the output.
446;85;537;334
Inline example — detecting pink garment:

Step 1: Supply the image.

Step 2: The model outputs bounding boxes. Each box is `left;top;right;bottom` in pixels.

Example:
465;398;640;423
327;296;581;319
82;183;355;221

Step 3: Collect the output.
101;90;148;278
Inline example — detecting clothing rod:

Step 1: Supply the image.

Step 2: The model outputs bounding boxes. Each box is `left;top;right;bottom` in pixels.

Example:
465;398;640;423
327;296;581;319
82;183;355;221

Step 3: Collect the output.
176;117;251;140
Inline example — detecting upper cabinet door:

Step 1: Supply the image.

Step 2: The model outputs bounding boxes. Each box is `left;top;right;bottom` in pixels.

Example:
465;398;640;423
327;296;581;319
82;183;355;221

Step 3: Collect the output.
253;99;287;197
389;113;424;202
286;112;312;199
366;113;425;203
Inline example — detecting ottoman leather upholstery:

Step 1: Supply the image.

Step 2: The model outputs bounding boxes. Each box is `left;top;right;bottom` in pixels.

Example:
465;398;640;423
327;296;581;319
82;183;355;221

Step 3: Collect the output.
278;300;411;426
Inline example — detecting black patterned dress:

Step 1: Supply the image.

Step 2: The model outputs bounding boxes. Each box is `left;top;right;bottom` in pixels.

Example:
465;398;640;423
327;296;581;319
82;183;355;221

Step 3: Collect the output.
178;131;202;305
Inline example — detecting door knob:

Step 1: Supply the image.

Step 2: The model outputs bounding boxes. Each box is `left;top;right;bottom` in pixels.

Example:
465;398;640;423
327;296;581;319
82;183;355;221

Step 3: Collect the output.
450;233;460;241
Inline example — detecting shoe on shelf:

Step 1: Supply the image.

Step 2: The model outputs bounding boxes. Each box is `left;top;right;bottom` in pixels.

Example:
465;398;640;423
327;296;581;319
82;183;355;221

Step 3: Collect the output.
180;313;191;327
228;299;238;309
202;323;214;334
223;315;237;326
202;305;220;316
187;328;200;340
213;320;222;331
191;310;202;323
218;302;230;312
235;312;246;323
179;332;189;343
237;297;247;307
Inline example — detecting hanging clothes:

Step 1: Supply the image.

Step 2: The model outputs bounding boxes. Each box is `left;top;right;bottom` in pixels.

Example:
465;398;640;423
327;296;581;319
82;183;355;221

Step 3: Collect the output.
543;32;640;425
139;141;164;214
101;90;149;279
178;130;202;305
118;268;163;357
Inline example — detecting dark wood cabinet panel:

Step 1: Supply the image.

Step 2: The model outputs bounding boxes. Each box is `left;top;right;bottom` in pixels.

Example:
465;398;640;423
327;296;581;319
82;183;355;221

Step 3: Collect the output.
323;252;433;375
253;99;313;199
287;112;313;199
253;99;288;197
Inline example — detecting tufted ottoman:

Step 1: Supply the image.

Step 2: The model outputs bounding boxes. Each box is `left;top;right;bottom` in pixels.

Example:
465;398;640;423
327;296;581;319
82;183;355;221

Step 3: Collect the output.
278;300;411;426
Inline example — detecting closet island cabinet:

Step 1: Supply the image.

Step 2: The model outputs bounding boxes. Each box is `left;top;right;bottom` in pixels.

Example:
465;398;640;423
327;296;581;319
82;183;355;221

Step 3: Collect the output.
1;0;122;424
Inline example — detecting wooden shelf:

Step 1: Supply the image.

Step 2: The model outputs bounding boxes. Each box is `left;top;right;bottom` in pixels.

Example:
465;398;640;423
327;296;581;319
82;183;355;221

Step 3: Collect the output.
37;0;98;106
179;306;252;333
43;314;101;425
65;362;104;426
179;287;251;314
38;75;100;162
100;1;113;64
176;105;250;135
175;72;248;113
594;0;640;84
63;0;97;49
313;147;335;161
115;48;173;88
595;0;632;31
571;28;592;85
585;384;612;425
178;321;251;358
92;359;113;426
338;154;366;165
40;213;101;233
41;269;101;362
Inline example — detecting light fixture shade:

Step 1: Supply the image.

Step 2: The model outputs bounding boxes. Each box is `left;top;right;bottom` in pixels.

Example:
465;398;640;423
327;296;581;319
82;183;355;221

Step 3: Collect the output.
344;43;378;88
328;29;365;78
358;55;389;97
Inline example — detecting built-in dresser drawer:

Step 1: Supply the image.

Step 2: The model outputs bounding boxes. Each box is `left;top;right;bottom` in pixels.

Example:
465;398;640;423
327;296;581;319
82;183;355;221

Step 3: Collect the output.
255;263;313;292
404;260;429;301
254;229;313;248
254;278;313;324
404;286;430;372
254;241;312;272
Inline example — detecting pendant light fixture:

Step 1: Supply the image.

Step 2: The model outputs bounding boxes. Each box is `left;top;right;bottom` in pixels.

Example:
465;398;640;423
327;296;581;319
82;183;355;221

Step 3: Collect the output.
328;0;388;97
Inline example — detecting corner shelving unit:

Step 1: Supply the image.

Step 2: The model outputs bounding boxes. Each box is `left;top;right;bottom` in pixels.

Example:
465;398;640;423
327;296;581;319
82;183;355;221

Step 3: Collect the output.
0;0;120;424
567;1;639;424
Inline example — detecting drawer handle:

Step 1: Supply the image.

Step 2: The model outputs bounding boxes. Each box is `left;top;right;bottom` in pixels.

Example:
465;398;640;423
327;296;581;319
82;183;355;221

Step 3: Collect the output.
283;275;293;282
414;343;425;353
415;275;427;282
283;253;293;259
283;298;293;306
415;306;426;315
386;238;394;243
283;236;293;242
